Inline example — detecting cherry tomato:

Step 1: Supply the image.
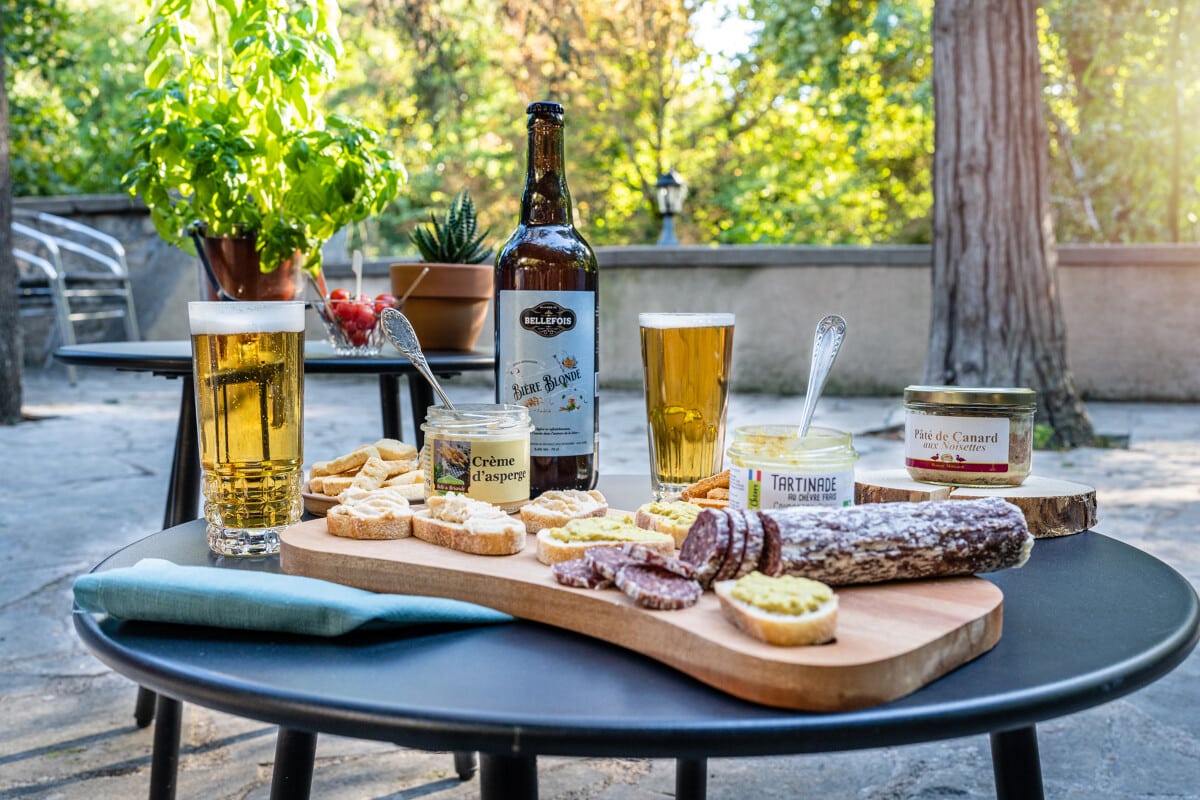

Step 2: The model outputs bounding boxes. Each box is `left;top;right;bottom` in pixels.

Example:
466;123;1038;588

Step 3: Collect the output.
374;293;398;315
329;288;351;302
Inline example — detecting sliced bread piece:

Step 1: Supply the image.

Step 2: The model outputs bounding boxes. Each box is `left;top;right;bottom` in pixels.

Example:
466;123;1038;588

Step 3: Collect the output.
326;485;415;540
519;489;609;534
536;517;675;565
412;493;525;556
713;572;838;646
634;500;702;548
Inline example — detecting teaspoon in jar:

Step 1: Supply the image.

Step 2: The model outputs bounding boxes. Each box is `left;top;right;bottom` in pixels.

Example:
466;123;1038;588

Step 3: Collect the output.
797;314;847;439
381;307;456;410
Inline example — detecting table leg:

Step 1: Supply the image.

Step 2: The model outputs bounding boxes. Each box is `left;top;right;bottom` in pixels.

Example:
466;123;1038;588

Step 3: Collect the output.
163;374;200;528
407;377;435;450
453;750;479;780
148;695;181;800
134;686;157;728
378;374;403;441
990;725;1045;800
675;757;708;800
270;728;317;800
479;753;537;800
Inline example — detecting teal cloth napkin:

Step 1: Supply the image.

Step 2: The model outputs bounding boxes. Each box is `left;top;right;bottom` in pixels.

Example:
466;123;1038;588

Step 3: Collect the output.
73;558;513;636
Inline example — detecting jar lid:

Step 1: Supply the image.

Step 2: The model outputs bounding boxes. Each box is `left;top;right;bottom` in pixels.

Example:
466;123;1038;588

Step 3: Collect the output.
904;385;1037;407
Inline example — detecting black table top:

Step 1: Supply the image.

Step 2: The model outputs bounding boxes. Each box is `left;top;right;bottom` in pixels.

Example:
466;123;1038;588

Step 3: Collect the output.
74;476;1199;759
55;340;494;376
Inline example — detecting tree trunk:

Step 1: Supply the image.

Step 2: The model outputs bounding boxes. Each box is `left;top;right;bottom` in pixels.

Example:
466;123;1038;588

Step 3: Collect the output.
0;22;26;425
928;0;1093;448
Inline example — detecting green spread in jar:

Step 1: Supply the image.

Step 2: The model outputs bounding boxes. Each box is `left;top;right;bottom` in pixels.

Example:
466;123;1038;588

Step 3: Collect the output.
729;571;834;615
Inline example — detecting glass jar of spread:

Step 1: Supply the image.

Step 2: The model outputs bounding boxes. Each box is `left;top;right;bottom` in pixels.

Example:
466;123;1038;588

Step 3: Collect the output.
421;404;532;511
903;386;1036;487
727;425;858;510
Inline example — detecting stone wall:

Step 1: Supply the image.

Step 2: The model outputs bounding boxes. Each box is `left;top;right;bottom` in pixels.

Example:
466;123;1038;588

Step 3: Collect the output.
16;196;1200;400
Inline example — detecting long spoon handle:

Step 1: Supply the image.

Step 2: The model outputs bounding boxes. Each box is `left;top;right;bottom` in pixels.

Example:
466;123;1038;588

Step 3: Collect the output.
797;314;848;439
381;307;456;410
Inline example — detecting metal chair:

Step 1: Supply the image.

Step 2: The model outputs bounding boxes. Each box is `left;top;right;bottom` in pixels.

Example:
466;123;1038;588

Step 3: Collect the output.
12;210;141;382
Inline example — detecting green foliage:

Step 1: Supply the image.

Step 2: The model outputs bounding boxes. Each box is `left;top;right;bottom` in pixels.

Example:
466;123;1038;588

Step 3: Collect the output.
121;0;405;274
409;191;493;263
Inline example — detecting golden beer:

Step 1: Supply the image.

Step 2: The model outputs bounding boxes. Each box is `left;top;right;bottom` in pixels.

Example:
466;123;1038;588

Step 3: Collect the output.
639;313;734;499
189;301;305;556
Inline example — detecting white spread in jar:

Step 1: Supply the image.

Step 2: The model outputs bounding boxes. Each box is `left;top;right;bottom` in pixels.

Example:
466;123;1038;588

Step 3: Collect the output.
727;425;858;510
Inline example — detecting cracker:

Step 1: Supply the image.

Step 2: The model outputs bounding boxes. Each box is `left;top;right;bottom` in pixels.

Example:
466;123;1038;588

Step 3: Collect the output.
350;456;391;492
324;446;379;475
381;458;419;478
682;469;730;500
687;496;729;509
374;438;418;461
307;476;325;494
707;487;730;501
320;476;356;496
383;469;425;487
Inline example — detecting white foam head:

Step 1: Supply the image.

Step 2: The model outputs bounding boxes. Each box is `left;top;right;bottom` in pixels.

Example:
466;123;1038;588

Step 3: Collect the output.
638;312;734;329
188;301;306;335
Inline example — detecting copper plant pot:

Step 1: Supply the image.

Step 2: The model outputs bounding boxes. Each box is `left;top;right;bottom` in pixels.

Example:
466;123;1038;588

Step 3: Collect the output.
390;262;493;351
202;235;302;301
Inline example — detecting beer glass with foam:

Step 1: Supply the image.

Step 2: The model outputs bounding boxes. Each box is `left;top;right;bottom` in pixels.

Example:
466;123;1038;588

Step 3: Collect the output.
639;312;735;500
189;301;305;556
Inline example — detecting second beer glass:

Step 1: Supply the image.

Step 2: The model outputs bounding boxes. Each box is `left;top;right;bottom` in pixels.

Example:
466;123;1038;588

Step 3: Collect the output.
189;301;305;556
639;312;735;499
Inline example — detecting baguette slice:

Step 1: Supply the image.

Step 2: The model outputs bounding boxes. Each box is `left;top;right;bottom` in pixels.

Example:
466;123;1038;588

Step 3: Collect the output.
536;517;675;565
713;573;838;646
412;494;525;556
520;489;609;534
634;500;702;548
326;486;414;540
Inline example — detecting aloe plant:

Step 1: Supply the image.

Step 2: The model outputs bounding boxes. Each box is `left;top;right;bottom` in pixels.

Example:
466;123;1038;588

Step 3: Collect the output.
409;191;494;264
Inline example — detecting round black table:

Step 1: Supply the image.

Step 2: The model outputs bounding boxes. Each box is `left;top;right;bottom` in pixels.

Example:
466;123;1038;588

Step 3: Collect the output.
73;476;1198;800
55;340;494;529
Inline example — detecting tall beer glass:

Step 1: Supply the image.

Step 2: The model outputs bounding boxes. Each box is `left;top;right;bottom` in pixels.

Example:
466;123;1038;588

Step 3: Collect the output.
639;312;735;499
189;301;305;556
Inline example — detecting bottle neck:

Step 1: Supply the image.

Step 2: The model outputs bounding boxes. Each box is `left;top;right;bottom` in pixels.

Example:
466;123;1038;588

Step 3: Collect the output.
520;116;573;226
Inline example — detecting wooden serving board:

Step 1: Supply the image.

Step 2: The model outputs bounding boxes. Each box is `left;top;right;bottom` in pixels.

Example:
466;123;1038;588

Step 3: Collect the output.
280;518;1004;712
855;469;1098;538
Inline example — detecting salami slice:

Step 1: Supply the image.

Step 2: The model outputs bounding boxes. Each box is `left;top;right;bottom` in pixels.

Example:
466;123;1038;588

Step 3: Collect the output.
734;509;765;579
763;497;1034;586
614;563;703;610
584;546;640;582
678;509;731;587
551;557;613;589
620;542;697;580
759;512;783;576
713;508;747;582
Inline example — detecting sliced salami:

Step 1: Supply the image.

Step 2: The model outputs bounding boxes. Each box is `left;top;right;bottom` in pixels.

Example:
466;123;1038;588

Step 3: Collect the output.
678;509;731;587
758;512;783;576
762;497;1034;586
584;546;640;582
619;542;697;580
614;563;703;610
713;508;747;582
551;557;613;589
734;509;765;579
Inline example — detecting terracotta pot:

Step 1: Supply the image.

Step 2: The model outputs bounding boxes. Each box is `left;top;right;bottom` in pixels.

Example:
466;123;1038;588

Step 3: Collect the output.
390;262;493;351
202;235;303;301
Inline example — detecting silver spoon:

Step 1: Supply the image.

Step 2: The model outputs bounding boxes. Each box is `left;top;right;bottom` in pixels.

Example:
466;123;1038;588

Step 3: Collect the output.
797;314;848;439
381;307;456;410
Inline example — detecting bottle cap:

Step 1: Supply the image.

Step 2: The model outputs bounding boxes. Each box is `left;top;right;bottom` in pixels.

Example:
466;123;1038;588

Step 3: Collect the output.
526;101;564;117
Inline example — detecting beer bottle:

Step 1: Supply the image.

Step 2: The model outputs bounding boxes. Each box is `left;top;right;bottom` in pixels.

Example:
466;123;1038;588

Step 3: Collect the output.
495;101;599;494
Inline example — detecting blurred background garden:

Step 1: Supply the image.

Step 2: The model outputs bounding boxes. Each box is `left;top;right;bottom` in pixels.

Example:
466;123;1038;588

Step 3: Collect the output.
5;0;1199;254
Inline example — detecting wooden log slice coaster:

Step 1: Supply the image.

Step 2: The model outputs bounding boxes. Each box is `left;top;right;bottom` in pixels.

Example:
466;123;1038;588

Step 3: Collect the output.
855;469;1097;538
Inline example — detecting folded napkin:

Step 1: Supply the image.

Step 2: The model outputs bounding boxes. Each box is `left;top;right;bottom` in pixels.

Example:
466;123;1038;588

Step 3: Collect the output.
73;558;513;636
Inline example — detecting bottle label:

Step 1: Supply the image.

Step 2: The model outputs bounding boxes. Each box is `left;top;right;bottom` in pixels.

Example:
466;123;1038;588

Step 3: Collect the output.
729;468;855;509
904;411;1012;473
498;290;596;457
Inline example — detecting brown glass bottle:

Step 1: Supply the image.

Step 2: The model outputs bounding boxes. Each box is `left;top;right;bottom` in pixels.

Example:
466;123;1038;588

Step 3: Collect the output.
495;101;599;494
